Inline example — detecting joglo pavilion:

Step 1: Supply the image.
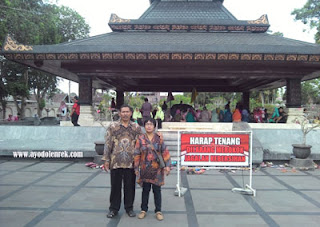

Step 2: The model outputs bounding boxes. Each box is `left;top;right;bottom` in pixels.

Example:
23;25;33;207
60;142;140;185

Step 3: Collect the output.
2;0;320;118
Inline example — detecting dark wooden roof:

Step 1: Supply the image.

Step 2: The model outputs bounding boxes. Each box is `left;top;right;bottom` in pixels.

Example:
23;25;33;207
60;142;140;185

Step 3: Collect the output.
3;32;320;57
109;0;269;32
1;0;320;93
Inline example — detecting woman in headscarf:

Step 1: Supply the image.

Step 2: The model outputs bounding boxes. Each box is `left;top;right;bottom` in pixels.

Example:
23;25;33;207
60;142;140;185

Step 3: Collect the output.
186;108;196;122
174;109;182;122
154;106;164;129
133;107;143;125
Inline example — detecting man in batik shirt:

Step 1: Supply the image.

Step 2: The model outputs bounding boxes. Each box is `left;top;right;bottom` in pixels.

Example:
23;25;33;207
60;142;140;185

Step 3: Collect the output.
102;104;142;218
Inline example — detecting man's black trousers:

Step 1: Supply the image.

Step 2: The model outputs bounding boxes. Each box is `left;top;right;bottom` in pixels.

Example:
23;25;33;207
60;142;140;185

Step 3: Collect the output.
109;168;136;212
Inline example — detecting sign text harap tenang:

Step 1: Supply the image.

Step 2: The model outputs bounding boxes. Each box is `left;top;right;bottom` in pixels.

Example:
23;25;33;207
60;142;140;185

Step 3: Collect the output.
180;133;250;166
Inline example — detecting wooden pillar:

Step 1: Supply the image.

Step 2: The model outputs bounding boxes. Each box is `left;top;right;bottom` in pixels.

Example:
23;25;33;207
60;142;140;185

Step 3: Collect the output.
242;91;250;111
78;76;92;105
286;78;301;108
116;90;124;109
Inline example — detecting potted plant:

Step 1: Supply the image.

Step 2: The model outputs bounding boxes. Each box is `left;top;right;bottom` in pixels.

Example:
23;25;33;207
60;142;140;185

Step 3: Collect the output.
292;115;320;159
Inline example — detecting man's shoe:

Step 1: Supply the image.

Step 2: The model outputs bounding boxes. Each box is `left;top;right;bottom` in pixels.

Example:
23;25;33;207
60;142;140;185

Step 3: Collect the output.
106;210;118;218
155;212;164;221
127;210;136;217
138;211;146;219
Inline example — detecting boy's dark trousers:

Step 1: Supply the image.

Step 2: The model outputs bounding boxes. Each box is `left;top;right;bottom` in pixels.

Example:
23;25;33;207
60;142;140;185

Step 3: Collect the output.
141;182;161;213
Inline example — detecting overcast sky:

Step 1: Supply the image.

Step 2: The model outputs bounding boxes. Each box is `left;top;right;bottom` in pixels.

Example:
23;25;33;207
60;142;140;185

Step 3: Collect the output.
56;0;316;94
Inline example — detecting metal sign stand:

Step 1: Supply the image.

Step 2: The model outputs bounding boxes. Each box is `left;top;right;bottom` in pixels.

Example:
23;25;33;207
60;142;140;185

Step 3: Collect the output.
231;131;256;196
175;131;256;197
175;131;188;197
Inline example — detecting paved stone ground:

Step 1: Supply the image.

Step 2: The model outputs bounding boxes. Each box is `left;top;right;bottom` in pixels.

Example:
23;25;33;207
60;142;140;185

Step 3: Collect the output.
0;160;319;227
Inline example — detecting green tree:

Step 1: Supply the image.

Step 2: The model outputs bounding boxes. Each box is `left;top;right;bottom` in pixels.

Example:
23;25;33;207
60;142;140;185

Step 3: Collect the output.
301;78;320;104
1;60;29;118
170;94;191;105
0;57;9;119
0;0;90;118
28;70;59;117
292;0;320;43
129;96;144;109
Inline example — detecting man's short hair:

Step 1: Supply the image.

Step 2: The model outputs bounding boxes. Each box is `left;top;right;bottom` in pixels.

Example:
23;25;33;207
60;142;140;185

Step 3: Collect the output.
120;104;133;112
144;98;148;102
73;96;79;100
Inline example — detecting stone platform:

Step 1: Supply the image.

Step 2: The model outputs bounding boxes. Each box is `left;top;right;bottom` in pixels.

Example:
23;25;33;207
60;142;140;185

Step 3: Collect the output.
0;122;319;162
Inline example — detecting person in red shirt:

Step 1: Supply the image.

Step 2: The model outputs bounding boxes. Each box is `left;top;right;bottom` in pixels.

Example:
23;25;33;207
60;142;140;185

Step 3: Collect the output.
70;96;80;126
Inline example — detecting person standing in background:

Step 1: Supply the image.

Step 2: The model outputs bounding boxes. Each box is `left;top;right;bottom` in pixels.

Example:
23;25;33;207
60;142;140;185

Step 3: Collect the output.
111;97;116;109
154;106;164;129
70;96;80;126
141;98;153;123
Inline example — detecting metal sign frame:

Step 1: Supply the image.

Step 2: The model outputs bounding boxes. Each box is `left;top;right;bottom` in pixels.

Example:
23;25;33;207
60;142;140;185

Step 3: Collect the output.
176;130;256;197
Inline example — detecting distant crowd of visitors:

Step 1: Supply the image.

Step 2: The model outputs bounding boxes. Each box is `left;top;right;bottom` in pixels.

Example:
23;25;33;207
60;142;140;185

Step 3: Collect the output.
128;99;290;127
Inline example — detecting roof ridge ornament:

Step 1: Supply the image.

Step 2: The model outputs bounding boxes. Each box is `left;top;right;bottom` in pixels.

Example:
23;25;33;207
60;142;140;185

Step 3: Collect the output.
3;35;33;51
109;14;131;23
248;15;269;25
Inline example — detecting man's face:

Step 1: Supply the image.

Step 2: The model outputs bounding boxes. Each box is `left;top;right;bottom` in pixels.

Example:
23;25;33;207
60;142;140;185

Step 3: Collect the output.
120;107;132;121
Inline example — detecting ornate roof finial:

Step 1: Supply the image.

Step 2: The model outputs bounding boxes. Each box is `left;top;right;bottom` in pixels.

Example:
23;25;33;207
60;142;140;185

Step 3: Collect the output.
3;35;33;52
109;14;131;23
248;15;269;25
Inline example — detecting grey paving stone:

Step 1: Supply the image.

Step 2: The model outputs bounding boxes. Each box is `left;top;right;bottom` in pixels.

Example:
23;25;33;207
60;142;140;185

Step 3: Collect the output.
0;172;48;185
231;175;287;190
23;162;71;172
118;213;188;227
161;173;178;189
262;167;308;176
0;210;43;227
253;191;320;212
0;160;319;227
187;175;234;189
34;211;109;227
309;169;320;175
191;190;255;212
197;214;268;227
59;188;109;210
225;169;267;176
35;172;94;186
275;176;320;189
0;161;39;171
0;186;72;208
0;171;10;176
0;185;22;197
61;163;101;173
85;172;110;187
270;215;320;226
302;191;320;204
